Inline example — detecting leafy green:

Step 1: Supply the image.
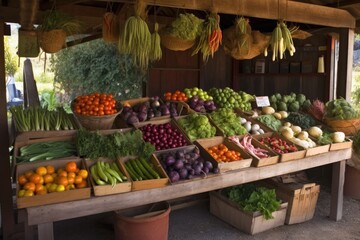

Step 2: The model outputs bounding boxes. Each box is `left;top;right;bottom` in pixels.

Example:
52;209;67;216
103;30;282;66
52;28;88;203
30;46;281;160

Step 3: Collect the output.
352;130;360;152
286;112;317;129
256;114;282;131
324;98;359;120
76;129;155;160
227;184;281;220
316;132;333;145
164;13;204;40
177;113;216;141
209;108;247;136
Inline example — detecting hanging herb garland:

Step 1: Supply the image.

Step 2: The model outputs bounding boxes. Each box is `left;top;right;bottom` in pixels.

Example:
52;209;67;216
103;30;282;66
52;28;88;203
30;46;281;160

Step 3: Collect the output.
192;13;222;62
119;1;151;70
149;22;162;61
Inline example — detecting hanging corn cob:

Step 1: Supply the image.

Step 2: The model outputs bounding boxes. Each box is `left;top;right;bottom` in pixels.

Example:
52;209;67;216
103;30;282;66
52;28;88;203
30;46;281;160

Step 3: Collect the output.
192;13;222;62
118;1;151;70
267;20;297;61
234;16;252;55
149;22;162;61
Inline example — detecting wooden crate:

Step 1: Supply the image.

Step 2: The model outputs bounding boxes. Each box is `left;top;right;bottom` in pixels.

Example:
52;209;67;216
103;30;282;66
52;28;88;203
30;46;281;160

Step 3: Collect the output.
209;190;288;235
16;157;91;209
262;179;320;224
227;135;279;167
253;132;306;162
329;138;353;151
305;143;330;157
194;136;252;173
119;155;169;191
85;158;131;196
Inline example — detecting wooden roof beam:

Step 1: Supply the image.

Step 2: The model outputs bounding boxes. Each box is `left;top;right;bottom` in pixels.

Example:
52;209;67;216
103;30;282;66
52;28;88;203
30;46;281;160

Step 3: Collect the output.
99;0;356;29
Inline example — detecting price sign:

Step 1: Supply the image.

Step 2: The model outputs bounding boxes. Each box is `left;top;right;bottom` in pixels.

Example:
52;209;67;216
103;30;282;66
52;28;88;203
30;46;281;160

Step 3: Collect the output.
255;96;270;107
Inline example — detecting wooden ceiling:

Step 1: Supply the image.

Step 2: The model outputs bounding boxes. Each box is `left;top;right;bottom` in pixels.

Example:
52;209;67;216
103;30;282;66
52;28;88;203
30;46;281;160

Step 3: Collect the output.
0;0;359;40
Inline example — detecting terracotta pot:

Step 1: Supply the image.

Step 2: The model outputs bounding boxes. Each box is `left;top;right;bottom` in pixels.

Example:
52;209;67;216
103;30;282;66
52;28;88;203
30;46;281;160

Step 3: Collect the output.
344;165;360;200
114;201;171;240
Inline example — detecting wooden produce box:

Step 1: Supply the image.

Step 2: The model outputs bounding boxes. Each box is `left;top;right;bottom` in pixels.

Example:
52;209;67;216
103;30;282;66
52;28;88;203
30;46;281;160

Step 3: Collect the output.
209;190;288;235
229;135;279;167
85;158;131;196
16;157;91;209
305;142;330;157
194;136;252;173
253;132;306;162
262;179;320;224
329;138;353;151
119;155;169;191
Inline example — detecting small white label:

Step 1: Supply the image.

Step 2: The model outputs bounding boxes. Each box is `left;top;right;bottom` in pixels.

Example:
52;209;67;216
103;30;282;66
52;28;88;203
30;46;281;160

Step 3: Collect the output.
255;96;270;107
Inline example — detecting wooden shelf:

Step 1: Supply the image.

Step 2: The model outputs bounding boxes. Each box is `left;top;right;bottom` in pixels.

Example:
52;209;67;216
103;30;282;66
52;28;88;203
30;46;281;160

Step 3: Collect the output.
238;73;327;77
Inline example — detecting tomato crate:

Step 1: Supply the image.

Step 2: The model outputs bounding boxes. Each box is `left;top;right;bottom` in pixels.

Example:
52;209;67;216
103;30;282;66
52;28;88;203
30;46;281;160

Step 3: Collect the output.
194;136;253;173
253;132;306;162
261;179;320;224
209;190;288;235
227;135;280;167
85;158;131;196
15;157;91;209
119;155;169;191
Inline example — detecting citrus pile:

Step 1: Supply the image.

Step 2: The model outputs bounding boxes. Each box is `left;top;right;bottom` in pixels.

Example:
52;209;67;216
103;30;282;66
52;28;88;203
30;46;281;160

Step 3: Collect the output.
17;161;89;198
164;90;188;102
73;92;117;116
206;143;242;162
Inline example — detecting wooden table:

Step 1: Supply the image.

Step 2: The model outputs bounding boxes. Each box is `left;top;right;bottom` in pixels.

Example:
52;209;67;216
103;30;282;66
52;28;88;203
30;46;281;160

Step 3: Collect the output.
23;148;351;240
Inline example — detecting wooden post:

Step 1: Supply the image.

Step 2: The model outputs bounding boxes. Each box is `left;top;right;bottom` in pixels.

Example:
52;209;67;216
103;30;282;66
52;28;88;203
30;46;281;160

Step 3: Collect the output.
330;160;346;221
0;18;16;239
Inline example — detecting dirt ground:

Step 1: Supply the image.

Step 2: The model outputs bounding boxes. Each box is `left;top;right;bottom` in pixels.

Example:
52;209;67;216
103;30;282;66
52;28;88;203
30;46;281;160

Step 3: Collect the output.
53;188;360;240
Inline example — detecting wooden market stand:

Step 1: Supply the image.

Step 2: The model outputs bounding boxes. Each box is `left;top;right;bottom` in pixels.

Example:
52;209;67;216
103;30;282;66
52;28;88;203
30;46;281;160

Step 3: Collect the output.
0;0;358;239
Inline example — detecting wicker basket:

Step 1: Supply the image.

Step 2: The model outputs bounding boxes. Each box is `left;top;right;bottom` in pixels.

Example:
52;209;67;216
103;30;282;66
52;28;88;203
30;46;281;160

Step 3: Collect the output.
160;33;195;51
73;109;122;130
38;29;66;53
324;117;360;136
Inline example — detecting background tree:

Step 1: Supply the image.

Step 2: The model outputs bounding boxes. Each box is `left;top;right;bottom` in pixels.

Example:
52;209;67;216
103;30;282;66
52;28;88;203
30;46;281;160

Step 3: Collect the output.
50;39;145;102
4;37;18;78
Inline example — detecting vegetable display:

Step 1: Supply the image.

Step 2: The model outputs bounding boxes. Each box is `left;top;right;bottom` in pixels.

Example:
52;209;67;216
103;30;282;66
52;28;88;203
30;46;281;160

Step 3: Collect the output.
76;129;155;160
208;87;254;111
209;108;247;136
90;160;128;187
158;147;219;182
10;106;77;132
279;125;317;149
17;161;88;197
258;135;298;154
229;135;270;159
72;92;118;116
187;96;216;113
124;158;161;181
184;87;213;101
226;184;281;220
139;122;188;151
206;143;243;162
256;114;282;131
269;92;310;112
17;141;77;163
163;90;188;102
177;113;216;141
324;98;359;120
286;112;317;130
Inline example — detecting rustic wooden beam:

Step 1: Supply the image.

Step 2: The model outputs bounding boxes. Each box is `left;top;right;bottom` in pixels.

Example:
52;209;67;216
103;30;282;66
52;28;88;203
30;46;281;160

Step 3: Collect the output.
96;0;356;28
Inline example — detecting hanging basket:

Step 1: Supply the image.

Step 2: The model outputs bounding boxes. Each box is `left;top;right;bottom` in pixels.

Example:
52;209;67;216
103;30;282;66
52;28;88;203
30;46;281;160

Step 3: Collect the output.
38;29;66;53
160;32;195;51
102;12;120;43
324;117;360;136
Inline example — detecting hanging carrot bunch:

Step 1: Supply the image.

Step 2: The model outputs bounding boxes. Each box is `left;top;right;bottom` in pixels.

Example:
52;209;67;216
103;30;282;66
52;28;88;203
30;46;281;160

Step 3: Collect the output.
102;12;120;43
193;13;222;62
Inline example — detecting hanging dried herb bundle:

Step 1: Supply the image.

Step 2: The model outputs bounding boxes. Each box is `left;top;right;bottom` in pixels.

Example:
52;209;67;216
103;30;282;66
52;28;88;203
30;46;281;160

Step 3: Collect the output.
164;13;203;40
102;12;120;43
192;13;222;62
149;22;162;61
234;16;251;53
119;2;151;70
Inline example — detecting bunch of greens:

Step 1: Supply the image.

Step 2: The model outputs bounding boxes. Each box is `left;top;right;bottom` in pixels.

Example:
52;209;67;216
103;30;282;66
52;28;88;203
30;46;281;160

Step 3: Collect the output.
286;112;318;130
256;114;282;131
227;184;281;220
164;13;204;40
269;92;311;112
209;108;247;136
76;129;155;160
324;98;359;120
316;132;333;145
177;113;216;141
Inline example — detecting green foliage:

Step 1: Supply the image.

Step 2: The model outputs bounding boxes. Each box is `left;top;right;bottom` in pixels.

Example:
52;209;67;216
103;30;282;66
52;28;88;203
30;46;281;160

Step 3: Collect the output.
4;37;18;76
37;10;82;35
50;39;144;102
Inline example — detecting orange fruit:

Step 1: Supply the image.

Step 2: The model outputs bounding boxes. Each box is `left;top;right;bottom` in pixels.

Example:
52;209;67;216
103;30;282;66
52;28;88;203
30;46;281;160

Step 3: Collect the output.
77;169;88;179
24;170;34;179
51;173;58;179
18;175;28;185
35;183;45;193
36;189;47;195
67;172;76;179
43;174;54;184
48;183;58;193
56;185;65;192
23;190;34;197
58;170;68;178
57;176;69;187
18;189;26;198
76;180;88;189
29;173;41;184
57;168;65;174
65;184;75;191
65;161;78;173
39;176;44;185
23;182;36;192
67;177;75;185
36;166;47;176
74;175;83;184
45;182;52;190
46;165;55;175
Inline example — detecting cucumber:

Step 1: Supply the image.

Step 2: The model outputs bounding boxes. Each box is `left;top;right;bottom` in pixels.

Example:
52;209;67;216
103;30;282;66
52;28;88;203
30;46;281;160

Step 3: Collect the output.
125;161;140;181
111;162;127;181
96;161;108;182
132;159;150;180
136;159;154;180
129;159;146;180
140;158;160;179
